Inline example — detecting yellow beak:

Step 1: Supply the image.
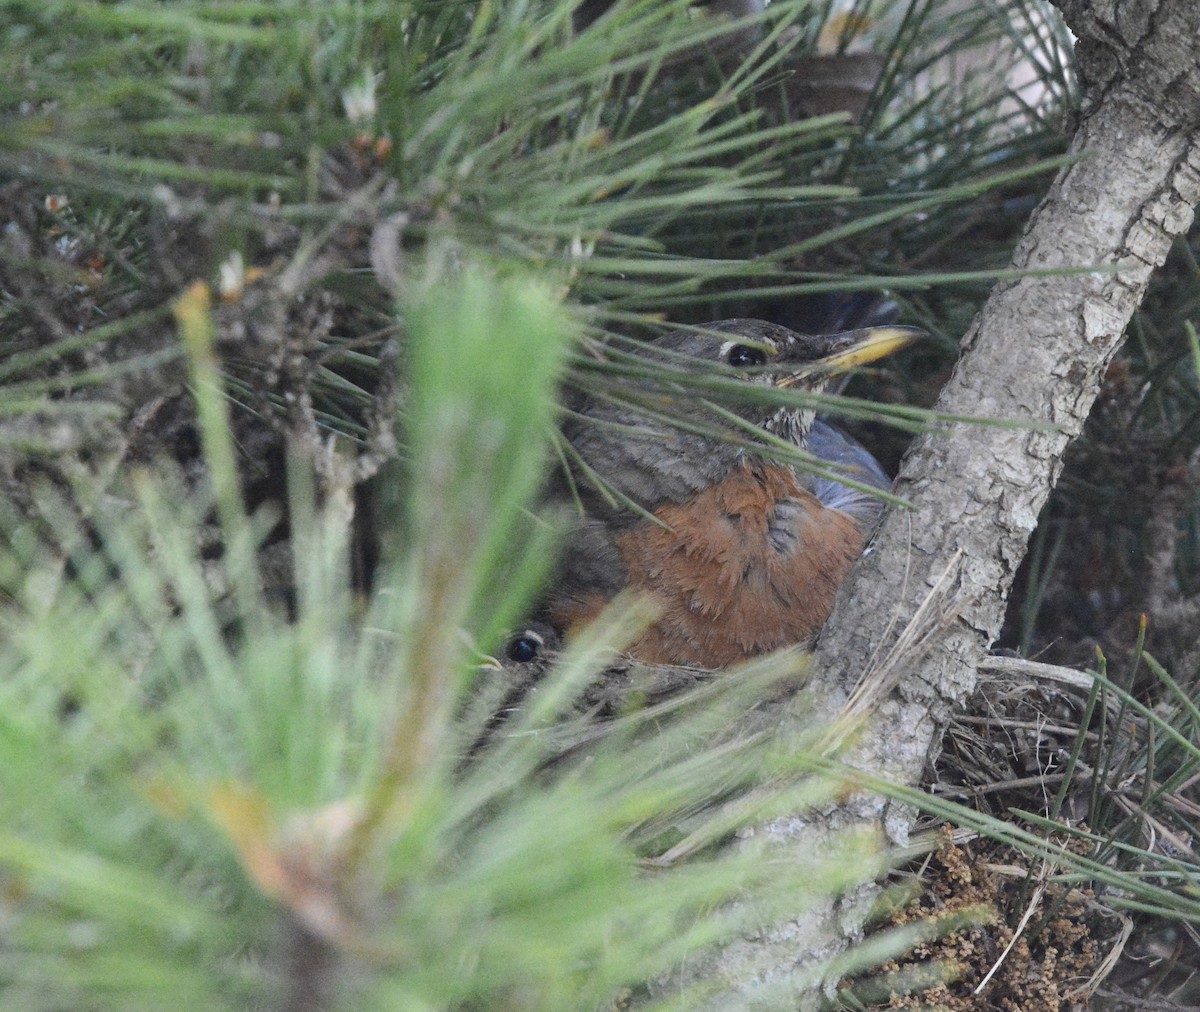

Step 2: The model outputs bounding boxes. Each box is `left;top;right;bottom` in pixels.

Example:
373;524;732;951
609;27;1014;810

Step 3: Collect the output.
776;325;924;388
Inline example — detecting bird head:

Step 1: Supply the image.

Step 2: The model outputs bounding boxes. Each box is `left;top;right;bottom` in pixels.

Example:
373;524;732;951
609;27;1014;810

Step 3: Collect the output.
565;318;922;506
648;318;922;442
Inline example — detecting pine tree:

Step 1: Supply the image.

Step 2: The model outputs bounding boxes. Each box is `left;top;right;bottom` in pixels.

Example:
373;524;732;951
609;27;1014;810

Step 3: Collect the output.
2;1;1199;1007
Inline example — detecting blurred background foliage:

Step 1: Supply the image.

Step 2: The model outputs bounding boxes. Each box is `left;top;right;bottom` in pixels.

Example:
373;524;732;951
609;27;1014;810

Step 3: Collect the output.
0;266;893;1008
1;0;1199;1007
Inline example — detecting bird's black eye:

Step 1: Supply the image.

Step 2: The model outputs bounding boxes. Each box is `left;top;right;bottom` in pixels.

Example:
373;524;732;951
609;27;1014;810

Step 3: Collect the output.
506;633;543;663
727;344;767;368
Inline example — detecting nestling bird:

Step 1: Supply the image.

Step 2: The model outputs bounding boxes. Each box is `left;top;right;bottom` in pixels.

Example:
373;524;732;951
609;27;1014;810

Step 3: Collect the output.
521;319;921;670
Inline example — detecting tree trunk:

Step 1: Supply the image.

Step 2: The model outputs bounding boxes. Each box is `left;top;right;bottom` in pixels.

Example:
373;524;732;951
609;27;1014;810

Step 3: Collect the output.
703;0;1200;1002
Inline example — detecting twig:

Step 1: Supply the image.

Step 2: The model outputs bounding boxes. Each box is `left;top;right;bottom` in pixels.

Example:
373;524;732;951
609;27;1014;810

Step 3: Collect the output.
1070;909;1133;1001
974;863;1048;995
977;654;1098;691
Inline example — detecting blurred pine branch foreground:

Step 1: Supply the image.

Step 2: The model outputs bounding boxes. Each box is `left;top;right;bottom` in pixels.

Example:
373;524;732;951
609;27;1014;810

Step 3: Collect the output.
1;0;1199;1008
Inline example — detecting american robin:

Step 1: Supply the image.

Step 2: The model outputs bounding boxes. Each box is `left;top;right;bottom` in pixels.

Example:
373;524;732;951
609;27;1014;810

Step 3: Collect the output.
514;319;920;671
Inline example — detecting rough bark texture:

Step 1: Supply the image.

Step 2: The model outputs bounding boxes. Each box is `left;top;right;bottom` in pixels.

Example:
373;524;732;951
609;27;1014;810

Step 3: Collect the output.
696;0;1200;1002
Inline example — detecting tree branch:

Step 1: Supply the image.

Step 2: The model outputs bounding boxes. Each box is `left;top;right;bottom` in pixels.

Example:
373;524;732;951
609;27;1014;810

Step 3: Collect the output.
696;0;1200;1001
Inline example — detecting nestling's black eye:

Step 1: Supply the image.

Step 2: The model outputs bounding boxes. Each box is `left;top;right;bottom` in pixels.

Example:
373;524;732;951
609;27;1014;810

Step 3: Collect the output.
505;633;543;663
727;344;767;368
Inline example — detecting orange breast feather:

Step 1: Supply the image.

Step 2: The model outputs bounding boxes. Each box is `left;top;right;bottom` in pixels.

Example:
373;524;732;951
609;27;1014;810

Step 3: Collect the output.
559;465;867;668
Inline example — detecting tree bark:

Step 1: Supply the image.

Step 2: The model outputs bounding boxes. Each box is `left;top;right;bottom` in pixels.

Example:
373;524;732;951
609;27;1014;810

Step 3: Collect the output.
703;0;1200;1002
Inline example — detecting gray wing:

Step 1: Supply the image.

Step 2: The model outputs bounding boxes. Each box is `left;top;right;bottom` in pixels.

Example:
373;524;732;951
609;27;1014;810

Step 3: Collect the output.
806;419;891;528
